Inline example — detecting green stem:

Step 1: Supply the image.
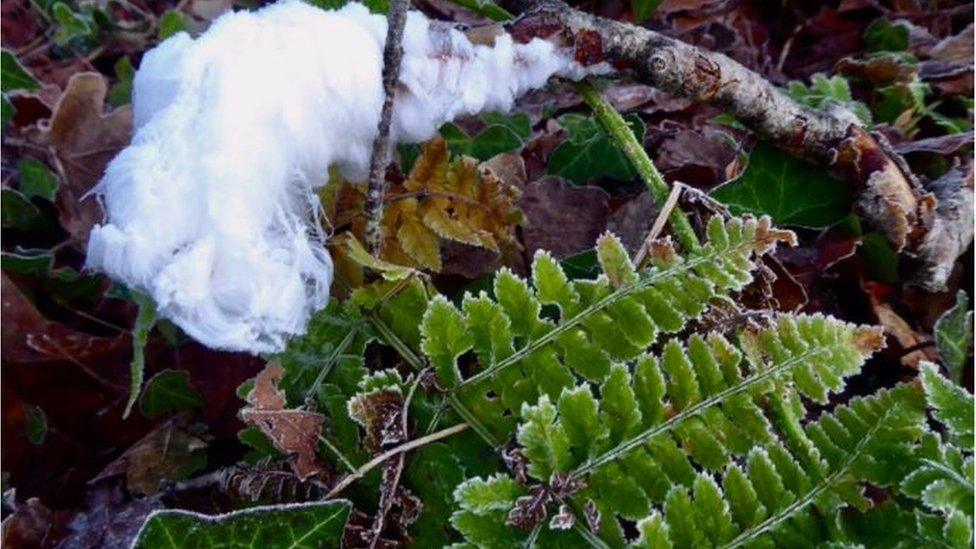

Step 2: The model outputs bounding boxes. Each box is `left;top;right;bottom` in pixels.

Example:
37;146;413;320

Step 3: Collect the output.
575;80;700;252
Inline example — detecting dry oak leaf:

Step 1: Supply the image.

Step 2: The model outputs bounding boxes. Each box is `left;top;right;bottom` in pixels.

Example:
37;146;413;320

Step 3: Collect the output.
47;72;132;250
240;363;325;481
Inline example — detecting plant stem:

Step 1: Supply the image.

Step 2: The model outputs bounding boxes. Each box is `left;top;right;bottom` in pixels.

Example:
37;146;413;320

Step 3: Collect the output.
574;80;700;252
324;423;469;499
364;0;410;256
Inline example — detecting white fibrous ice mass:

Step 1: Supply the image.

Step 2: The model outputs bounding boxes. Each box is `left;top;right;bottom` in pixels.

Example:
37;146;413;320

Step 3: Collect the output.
86;0;596;354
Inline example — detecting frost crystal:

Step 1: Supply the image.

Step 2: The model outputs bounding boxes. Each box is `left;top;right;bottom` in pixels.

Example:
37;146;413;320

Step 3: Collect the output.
86;0;596;353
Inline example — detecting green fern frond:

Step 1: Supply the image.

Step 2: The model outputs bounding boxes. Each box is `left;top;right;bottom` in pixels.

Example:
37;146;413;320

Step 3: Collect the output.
893;363;975;548
420;215;793;440
449;312;898;546
633;385;927;549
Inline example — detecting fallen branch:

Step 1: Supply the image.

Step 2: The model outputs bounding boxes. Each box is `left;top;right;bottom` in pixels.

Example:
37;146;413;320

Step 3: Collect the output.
505;0;970;290
364;0;411;256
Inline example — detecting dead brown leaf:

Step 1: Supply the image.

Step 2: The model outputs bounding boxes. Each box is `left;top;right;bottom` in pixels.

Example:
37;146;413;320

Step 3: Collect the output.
47;72;132;251
519;176;610;258
91;417;207;495
240;363;325;481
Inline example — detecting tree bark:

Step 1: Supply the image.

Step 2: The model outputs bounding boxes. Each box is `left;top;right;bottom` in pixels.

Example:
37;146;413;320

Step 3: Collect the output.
505;0;969;290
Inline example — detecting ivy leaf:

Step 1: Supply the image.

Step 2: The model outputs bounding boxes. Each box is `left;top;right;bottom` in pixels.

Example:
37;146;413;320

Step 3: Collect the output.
17;157;59;201
139;370;204;419
133;501;351;548
157;10;187;40
934;291;973;384
710;142;852;228
441;117;527;161
107;56;135;107
864;18;910;53
1;50;40;92
548;113;645;185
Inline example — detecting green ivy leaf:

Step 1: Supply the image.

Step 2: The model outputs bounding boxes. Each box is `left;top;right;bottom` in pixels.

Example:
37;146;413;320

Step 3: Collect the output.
548;113;645;185
441;123;523;161
107;56;135;107
1;50;40;92
711;142;852;228
864;18;910;53
133;501;352;548
157;10;187;40
17;157;59;201
934;292;973;384
139;370;203;419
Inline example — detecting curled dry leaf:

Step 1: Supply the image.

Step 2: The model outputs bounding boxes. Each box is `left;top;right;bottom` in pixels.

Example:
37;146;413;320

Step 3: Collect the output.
47;73;132;250
240;364;325;481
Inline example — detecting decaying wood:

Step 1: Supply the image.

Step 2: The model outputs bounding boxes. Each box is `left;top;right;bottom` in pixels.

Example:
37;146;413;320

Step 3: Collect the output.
504;0;970;290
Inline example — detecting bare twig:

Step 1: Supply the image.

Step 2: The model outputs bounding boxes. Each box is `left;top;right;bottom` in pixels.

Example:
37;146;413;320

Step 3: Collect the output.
324;422;469;500
364;0;411;256
505;0;969;290
634;182;684;267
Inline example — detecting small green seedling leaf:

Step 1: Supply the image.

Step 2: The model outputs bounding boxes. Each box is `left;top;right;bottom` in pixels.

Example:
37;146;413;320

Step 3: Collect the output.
711;142;852;228
125;292;158;419
920;362;974;450
140;370;204;419
158;10;188;40
934;291;973;384
107;56;135;107
787;73;872;125
133;501;352;548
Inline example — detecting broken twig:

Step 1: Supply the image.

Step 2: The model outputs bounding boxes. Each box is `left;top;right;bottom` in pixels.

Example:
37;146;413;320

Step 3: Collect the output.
364;0;411;256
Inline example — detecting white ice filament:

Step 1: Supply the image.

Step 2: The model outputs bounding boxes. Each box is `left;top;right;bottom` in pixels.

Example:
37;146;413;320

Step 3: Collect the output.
86;0;594;353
